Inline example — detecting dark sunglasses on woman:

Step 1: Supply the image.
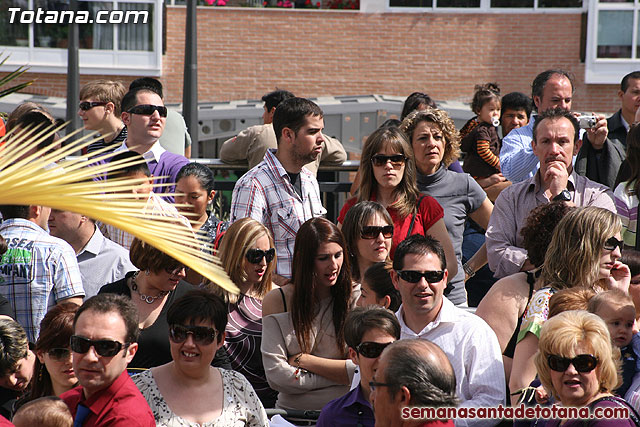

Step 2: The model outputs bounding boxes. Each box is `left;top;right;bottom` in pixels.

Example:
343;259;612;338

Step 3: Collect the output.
127;104;168;118
356;341;393;358
547;354;598;373
361;225;394;239
70;335;128;357
169;324;217;345
47;347;72;361
245;248;275;264
79;101;108;111
371;154;406;167
603;237;623;252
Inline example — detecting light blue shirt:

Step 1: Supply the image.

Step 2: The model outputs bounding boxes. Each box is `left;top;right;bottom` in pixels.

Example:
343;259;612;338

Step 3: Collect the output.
500;117;538;183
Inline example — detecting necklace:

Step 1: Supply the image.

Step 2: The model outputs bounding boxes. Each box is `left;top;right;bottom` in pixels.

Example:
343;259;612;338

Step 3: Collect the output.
131;271;170;304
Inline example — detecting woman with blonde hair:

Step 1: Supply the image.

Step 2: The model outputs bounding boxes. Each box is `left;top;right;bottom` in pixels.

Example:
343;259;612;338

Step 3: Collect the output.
211;217;277;407
534;310;637;425
337;127;457;299
401;108;493;305
509;206;630;404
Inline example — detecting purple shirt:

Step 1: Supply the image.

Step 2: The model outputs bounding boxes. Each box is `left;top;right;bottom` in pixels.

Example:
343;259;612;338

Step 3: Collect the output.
486;169;616;278
316;384;374;427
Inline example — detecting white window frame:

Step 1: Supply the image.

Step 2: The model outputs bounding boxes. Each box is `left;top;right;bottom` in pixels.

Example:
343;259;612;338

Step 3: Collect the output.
0;0;162;75
381;0;585;13
585;0;640;84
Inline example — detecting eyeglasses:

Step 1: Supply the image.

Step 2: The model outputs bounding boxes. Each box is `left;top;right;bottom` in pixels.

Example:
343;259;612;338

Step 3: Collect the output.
371;154;406;167
79;101;108;111
603;237;623;252
547;354;599;373
369;381;393;392
169;324;217;345
361;225;394;240
356;341;393;358
245;248;275;264
70;335;127;357
127;104;168;118
396;270;445;284
46;348;71;361
165;264;187;275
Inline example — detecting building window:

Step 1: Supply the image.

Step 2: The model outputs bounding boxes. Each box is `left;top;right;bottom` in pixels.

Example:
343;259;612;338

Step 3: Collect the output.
586;0;640;83
388;0;582;8
0;0;161;75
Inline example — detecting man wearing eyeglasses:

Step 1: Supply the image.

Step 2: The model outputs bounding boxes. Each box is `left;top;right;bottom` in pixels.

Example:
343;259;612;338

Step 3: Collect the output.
486;108;616;279
391;234;504;427
316;306;400;427
61;294;154;426
116;87;189;202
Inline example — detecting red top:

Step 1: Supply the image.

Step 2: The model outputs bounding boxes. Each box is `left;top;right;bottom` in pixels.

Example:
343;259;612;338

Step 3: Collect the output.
0;415;12;427
338;194;444;258
417;421;455;427
61;370;155;427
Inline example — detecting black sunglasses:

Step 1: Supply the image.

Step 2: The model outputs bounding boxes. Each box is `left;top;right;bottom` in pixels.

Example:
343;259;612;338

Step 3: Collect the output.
396;270;445;284
361;225;394;240
547;354;599;373
165;264;188;275
371;154;406;167
356;341;393;358
169;324;217;345
603;237;623;252
127;104;168;118
79;101;108;111
70;335;127;357
245;248;275;264
47;347;72;361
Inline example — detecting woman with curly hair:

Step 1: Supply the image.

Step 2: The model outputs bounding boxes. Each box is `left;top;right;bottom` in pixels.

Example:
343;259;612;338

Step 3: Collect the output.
337;126;458;298
261;217;356;411
509;206;630;404
400;108;493;305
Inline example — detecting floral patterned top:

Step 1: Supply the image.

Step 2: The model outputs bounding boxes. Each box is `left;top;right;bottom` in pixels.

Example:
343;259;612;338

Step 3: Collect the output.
133;368;268;427
517;287;556;343
198;214;230;254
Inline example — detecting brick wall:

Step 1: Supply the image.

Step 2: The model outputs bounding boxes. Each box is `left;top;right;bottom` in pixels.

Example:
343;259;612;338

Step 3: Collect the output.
9;8;624;114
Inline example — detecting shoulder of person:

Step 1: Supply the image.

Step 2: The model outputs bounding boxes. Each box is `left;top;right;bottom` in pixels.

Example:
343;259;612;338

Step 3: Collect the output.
262;285;292;316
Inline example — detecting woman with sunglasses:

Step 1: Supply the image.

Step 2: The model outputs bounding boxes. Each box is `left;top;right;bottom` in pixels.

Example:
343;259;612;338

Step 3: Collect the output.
534;310;637;426
509;207;631;405
133;289;268;426
262;217;355;412
341;201;393;285
77;80;127;153
400;108;494;306
20;303;79;403
337;127;457;293
175;163;229;283
210;218;278;408
99;238;229;371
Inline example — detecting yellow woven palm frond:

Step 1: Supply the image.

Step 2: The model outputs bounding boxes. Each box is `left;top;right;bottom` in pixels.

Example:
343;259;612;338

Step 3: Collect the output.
0;124;237;294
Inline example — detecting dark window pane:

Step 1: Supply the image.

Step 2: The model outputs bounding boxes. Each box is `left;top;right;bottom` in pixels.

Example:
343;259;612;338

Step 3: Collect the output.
389;0;432;6
78;1;114;49
437;0;479;6
32;0;69;48
0;0;29;46
597;10;632;58
118;3;153;51
491;0;533;6
538;0;582;7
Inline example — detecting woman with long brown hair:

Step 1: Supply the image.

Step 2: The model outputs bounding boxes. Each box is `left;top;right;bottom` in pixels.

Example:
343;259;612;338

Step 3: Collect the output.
261;217;355;411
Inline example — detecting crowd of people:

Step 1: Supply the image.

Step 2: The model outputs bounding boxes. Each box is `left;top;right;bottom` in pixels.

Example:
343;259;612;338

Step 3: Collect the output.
1;69;640;426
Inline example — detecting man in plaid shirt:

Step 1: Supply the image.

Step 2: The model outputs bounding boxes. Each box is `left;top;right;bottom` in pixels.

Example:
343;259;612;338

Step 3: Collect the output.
231;98;327;280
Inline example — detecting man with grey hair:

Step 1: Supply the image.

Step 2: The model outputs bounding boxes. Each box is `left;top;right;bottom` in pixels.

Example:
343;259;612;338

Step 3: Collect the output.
370;339;458;427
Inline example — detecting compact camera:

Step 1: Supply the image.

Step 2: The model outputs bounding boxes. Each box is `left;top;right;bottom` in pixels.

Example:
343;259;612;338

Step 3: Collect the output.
577;115;597;129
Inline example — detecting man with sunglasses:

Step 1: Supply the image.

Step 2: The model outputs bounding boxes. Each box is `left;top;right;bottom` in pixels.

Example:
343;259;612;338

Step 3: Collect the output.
61;294;154;426
317;306;400;427
115;87;189;202
391;234;504;426
231;97;327;281
487;108;616;279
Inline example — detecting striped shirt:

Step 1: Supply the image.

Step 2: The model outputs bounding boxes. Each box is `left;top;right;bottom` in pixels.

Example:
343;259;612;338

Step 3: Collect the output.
231;149;326;278
615;181;639;248
0;219;84;341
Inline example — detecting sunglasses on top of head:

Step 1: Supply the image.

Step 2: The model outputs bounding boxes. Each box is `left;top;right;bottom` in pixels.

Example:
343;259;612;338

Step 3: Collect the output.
371;154;407;167
127;104;168;118
361;225;394;240
79;101;108;111
245;248;276;264
547;354;599;373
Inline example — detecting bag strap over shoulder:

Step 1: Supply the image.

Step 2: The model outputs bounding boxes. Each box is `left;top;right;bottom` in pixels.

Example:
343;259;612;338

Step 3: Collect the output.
406;195;427;240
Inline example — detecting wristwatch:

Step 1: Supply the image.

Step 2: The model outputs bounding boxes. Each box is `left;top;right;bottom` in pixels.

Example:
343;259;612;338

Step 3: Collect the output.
552;189;571;202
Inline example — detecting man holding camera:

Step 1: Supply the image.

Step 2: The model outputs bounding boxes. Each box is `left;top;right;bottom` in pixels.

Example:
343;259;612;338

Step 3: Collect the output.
487;108;616;278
